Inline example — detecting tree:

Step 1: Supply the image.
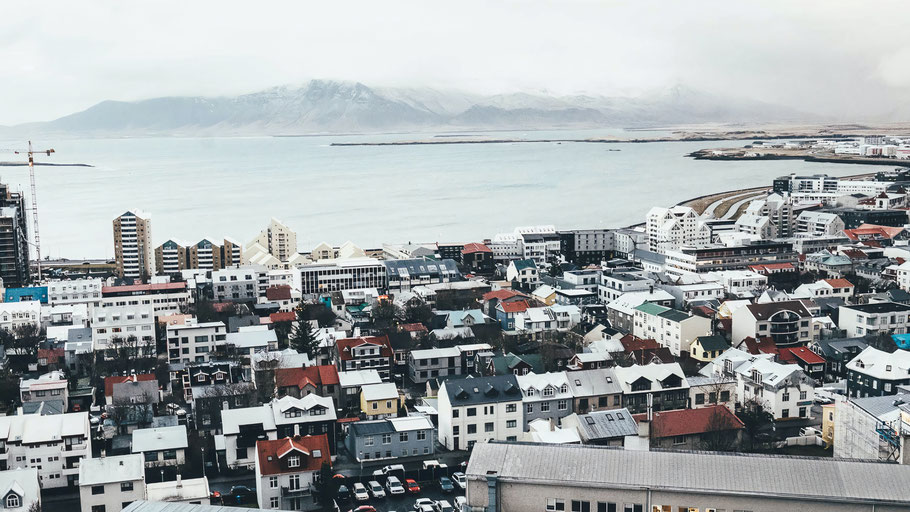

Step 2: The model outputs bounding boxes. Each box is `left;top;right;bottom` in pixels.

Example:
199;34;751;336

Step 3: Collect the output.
370;301;402;332
315;460;340;511
290;305;320;358
404;302;433;326
297;302;336;328
273;320;293;350
738;397;774;450
698;407;741;452
194;298;219;323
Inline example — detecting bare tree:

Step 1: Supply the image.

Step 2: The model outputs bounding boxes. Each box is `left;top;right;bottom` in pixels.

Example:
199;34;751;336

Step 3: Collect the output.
698;407;741;452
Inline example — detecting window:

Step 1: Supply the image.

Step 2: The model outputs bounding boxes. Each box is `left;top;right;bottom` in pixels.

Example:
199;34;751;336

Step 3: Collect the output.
572;501;591;512
399;432;409;442
121;482;133;492
782;392;790;402
507;420;517;428
484;422;494;432
799;391;807;400
467;424;477;434
557;400;567;411
288;455;300;468
695;393;705;405
597;503;617;512
782;409;790;418
506;403;517;413
452;409;459;418
163;450;177;461
720;390;730;402
382;434;392;445
269;476;278;489
526;403;533;413
92;485;105;495
547;498;566;511
288;474;301;490
365;436;374;446
270;497;280;508
417;430;427;441
467;407;477;417
673;435;686;445
541;402;550;412
91;506;105;512
144;452;158;462
6;495;20;508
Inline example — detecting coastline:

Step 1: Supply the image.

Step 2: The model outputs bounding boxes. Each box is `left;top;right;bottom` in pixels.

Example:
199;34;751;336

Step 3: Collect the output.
686;149;910;168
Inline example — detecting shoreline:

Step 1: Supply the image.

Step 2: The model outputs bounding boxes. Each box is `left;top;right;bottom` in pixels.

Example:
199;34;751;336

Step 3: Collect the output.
327;133;858;147
686;149;910;168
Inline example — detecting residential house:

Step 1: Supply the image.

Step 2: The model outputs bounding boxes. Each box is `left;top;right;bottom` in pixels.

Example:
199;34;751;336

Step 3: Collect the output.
634;405;744;450
360;383;401;419
632;302;712;357
79;454;146;512
408;347;461;384
839;302;910;338
337;369;382;412
606;289;675;333
494;300;529;331
809;337;868;381
19;370;68;410
513;305;581;336
0;412;91;489
345;416;435;462
166;320;227;364
846;346;910;398
274;365;340;402
335;336;394;381
731;300;813;348
486;352;542;376
506;259;540;288
779;346;827;382
564;368;623;414
613;363;689;414
792;279;855;301
598;270;654;304
254;434;331;511
0;468;40;511
561;408;637;446
145;476;210;506
689;335;730;362
517;372;574;430
437;375;523;450
131;426;188;469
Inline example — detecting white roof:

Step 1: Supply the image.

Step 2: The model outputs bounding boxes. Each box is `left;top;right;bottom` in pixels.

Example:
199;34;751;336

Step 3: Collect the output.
79;454;145;485
607;290;674;316
221;405;274;435
517;372;572;402
734;357;804;388
410;347;461;359
338;369;382;388
361;382;398;401
525;419;582;444
224;328;277;348
131;426;188;453
389;416;433;432
146;477;210;502
0;412;88;444
847;347;910;381
0;468;39;507
532;285;556;298
613;363;688;393
271;395;337;424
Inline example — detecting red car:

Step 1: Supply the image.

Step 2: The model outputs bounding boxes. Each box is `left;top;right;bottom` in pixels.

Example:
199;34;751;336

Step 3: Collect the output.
406;479;421;493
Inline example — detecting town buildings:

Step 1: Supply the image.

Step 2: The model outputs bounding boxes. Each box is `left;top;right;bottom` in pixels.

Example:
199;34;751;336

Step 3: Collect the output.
79;454;146;512
254;434;330;510
0;182;31;288
0;412;91;489
438;375;523;450
345;416;435;462
113;211;154;280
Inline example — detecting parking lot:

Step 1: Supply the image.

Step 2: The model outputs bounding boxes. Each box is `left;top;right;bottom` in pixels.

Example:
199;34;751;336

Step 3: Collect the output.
337;488;465;512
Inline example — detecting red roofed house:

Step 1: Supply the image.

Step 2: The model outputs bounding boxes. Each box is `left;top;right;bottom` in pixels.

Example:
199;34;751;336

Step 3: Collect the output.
778;346;826;381
748;262;796;276
482;289;528;317
265;285;297;312
462;242;494;272
37;348;64;372
255;433;331;510
495;300;530;330
397;323;429;340
734;336;779;357
633;405;744;450
335;335;394;380
269;311;297;324
843;223;908;244
275;365;341;402
104;373;158;405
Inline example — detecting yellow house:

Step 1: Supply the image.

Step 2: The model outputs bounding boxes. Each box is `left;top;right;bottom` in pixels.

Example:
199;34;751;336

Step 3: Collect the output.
822;403;836;448
532;285;557;306
360;382;401;419
689;335;730;362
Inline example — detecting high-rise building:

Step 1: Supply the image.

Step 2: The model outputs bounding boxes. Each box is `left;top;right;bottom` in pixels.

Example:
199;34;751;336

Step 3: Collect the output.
248;218;297;262
154;239;188;276
0;181;31;288
155;237;243;276
113;210;154;280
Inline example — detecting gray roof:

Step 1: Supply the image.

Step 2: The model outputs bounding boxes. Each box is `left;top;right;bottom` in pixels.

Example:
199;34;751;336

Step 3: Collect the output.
21;400;64;415
442;375;522;406
124;501;269;512
575;409;637;441
466;442;910;506
67;327;92;343
851;393;910;419
349;419;395;437
384;258;460;278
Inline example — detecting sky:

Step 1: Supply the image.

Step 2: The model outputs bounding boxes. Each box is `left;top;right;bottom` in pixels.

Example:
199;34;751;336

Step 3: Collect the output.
1;0;909;125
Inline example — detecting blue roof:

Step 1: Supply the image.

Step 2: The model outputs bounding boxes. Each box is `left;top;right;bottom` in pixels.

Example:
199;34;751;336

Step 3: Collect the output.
4;286;48;304
893;334;910;350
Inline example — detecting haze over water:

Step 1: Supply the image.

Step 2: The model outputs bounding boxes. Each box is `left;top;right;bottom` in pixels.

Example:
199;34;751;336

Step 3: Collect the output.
0;130;898;259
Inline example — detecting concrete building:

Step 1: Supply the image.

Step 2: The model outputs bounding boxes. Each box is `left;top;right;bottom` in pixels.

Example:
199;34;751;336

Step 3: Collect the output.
131;426;188;469
613;363;689;414
145;477;210;506
100;282;191;316
846;346;910;398
0;468;40;511
248;218;298;263
113;211;154;280
834;393;910;463
0;301;41;332
255;434;330;510
517;372;573;430
47;278;103;308
298;258;387;295
408;346;462;384
345;416;435;462
564;368;623;414
79;454;146;512
0;182;31;288
839;302;910;338
632;302;712;357
464;442;910;512
91;304;156;358
0;412;91;489
438;375;523;450
557;229;614;265
211;266;267;302
384;258;460;292
646;205;699;254
796;211;846;236
731;300;813;347
664;241;797;275
166;320;227;364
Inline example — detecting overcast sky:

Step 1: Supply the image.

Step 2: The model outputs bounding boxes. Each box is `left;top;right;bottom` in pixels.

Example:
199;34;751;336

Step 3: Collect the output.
1;0;908;124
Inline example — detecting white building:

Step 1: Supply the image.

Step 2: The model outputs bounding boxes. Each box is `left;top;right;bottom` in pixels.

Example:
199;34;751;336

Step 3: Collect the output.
0;412;91;489
131;426;188;469
598;270;654;303
838;302;910;338
92;304;156;358
223;325;279;357
166;320;227;364
437;375;523;451
0;468;40;511
738;194;794;237
298;258;387;295
632;302;712;357
47;278;103;308
706;270;768;297
78;454;146;512
254;434;331;510
730;300;813;347
145;476;210;506
505;259;539;287
247;218;298;263
0;301;40;332
646;206;699;254
796;211;846;236
792;278;854;301
513;305;580;335
212;266;268;302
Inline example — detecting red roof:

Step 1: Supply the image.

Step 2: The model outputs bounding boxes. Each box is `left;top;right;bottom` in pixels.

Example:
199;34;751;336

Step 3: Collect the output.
265;285;293;301
499;300;530;314
482;289;526;301
275;365;340;389
839;249;868;260
633;405;744;438
212;302;234;313
399;323;428;333
748;263;795;274
102;282;186;295
823;278;854;289
462;242;493;254
844;223;906;241
270;311;297;323
740;336;778;357
779;346;825;365
256;435;331;476
37;348;64;364
620;334;660;352
336;335;393;361
104;374;157;397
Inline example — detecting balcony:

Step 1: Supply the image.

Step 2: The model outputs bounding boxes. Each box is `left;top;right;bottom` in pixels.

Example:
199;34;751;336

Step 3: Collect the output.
281;486;312;497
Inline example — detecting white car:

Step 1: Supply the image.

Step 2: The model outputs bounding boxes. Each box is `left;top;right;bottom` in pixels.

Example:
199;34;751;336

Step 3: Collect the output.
367;480;386;499
414;498;436;511
386;476;405;495
452;472;466;490
455;496;467;509
352;482;370;501
435;500;455;512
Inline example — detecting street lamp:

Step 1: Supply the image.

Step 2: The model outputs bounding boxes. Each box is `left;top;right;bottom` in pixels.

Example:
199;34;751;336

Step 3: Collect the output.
359;451;363;480
201;447;206;478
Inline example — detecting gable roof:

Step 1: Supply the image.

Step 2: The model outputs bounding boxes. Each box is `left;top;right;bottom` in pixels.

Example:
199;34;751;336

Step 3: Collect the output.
779;346;825;365
573;408;637;440
105;374;157;397
634;405;744;438
275;365;340;390
695;335;730;352
256;434;331;475
499;300;530;314
442;375;522;406
483;289;526;302
336;335;393;361
462;242;493;254
512;259;537;271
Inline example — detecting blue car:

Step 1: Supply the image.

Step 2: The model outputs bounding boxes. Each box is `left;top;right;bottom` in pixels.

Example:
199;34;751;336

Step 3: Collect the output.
438;476;455;493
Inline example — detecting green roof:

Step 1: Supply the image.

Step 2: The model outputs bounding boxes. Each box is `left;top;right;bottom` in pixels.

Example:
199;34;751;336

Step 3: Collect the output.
696;335;730;351
634;302;670;316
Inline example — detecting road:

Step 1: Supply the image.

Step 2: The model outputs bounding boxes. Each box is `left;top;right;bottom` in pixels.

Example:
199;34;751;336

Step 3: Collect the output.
702;190;760;218
337;486;464;512
721;193;764;219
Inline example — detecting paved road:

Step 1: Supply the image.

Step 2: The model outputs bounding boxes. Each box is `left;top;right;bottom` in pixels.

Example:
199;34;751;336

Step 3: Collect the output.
703;190;759;218
721;193;764;219
337;487;464;512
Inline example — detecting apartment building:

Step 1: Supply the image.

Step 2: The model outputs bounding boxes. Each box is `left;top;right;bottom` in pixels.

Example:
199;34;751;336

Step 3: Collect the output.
155;238;243;276
298;258;387;295
796;211;846;236
47;278;103;308
557;229;614;265
254;434;331;510
739;194;795;237
613;363;689;414
839;302;910;337
517;372;574;430
212;266;267;302
131;426;188;469
598;269;654;303
166;320;227;364
345;416;435;463
731;300;813;347
91;304;156;358
632;302;711;357
78;454;146;512
564;368;623;413
384;258;460;293
0;412;91;489
113;211;154;279
846;346;910;398
408;347;462;384
335;336;394;380
248;218;298;263
438;375;523;450
0;301;41;332
646;205;699;254
101;282;191;316
664;241;797;275
0;182;31;288
154;240;188;276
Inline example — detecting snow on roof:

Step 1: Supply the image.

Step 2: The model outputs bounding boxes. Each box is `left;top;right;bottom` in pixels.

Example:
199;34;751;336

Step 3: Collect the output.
131;426;188;453
79;454;145;485
338;369;383;388
361;382;399;402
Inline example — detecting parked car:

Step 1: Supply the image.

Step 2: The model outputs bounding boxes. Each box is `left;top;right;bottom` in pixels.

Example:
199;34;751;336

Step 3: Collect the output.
455;496;467;509
438;476;455;493
349;507;377;512
406;479;421;493
452;472;466;490
228;485;255;504
337;484;351;501
415;506;435;512
372;463;406;480
352;482;370;501
414;498;436;511
435;500;455;512
386;476;405;495
367;480;386;499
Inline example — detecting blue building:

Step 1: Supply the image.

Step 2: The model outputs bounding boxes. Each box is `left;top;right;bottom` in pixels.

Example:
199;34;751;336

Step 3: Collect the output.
4;286;48;304
345;416;435;462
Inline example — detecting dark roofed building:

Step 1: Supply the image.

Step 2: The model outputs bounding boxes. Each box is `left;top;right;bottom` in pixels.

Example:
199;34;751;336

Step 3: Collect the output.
438;374;523;450
384;258;461;292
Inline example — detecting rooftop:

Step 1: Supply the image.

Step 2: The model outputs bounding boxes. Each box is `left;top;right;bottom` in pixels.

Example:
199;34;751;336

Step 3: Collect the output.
79;454;145;486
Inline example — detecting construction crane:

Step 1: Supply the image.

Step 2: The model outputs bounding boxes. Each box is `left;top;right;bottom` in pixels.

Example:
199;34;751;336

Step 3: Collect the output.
5;141;54;282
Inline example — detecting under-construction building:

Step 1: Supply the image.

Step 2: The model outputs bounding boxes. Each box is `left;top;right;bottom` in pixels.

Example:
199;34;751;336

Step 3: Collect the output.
0;181;31;288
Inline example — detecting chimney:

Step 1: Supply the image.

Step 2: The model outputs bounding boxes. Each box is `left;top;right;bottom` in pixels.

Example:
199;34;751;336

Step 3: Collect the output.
486;472;499;512
176;474;182;488
637;418;650;439
293;424;300;437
